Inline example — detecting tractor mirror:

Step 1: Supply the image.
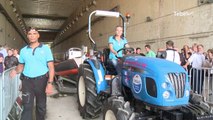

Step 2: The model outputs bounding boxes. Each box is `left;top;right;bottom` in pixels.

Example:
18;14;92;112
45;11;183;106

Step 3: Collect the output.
95;10;119;17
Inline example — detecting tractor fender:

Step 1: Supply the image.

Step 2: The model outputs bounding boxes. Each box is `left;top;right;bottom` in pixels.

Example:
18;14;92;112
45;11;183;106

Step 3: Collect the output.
85;59;108;93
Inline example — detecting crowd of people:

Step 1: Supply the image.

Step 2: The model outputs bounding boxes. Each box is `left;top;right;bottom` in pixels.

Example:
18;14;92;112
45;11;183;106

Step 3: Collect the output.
0;44;19;75
134;42;213;73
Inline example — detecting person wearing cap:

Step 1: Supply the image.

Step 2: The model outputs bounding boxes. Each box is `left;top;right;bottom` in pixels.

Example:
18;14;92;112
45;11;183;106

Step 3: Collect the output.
10;27;54;120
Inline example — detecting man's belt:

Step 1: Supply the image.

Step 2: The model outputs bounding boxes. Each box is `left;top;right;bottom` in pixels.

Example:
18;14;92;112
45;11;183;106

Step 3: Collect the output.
21;73;48;80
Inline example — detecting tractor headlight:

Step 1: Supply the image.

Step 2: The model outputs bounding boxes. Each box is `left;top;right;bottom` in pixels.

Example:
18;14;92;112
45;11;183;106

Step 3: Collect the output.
185;90;189;97
161;82;168;89
163;91;170;99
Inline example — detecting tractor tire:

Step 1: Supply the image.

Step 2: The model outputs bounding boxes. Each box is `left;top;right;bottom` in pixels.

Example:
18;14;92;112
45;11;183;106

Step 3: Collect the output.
77;63;102;119
103;96;135;120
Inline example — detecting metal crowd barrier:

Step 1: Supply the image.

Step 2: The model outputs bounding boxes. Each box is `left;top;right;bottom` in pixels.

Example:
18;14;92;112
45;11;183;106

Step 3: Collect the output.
189;67;213;104
0;67;21;120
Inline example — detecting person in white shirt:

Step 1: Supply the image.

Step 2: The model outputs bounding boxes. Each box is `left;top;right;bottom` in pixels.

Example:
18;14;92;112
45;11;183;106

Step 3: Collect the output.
165;40;180;65
183;44;205;94
183;44;205;69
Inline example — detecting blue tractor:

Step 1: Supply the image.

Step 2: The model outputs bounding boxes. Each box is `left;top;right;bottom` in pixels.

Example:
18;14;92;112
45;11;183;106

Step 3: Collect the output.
77;10;213;120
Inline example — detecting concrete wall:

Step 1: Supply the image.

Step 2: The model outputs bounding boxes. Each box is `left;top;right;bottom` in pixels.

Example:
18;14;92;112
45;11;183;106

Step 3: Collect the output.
0;13;24;49
54;0;213;54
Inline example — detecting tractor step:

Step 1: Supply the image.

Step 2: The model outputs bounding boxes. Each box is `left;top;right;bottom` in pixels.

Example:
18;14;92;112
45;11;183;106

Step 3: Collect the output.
97;88;111;101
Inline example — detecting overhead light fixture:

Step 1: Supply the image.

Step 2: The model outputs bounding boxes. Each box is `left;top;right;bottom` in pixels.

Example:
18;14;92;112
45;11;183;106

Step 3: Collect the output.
85;7;89;11
9;0;14;5
13;8;17;12
68;24;72;27
91;0;97;5
72;21;75;24
18;18;21;21
146;16;152;22
16;13;19;17
79;12;83;17
75;17;78;21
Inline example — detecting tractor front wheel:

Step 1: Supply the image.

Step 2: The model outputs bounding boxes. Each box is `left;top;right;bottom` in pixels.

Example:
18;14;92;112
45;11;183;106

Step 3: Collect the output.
77;63;102;119
103;96;135;120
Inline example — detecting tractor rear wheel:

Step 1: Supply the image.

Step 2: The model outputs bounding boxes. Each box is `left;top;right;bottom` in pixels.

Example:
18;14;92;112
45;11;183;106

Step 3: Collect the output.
103;96;135;120
77;63;102;119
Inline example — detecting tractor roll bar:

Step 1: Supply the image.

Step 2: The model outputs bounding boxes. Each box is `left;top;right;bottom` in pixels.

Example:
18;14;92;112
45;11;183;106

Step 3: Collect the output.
88;10;126;49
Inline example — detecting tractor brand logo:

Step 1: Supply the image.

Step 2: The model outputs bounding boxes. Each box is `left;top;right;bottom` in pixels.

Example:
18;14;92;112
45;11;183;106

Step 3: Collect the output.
132;74;142;93
124;61;147;68
124;71;127;75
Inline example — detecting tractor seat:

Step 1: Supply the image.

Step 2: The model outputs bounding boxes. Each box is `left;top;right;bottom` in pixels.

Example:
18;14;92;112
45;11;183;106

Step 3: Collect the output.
102;48;117;75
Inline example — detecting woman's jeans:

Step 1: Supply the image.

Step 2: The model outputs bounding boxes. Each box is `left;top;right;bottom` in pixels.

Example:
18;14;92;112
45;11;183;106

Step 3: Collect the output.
111;59;121;75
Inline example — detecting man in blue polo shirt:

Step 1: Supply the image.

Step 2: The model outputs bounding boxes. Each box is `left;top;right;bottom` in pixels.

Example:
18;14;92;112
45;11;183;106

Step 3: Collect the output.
108;26;129;73
10;27;54;120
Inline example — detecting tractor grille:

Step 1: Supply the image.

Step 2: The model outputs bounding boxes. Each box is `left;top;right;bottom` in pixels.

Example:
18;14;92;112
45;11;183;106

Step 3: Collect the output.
168;73;186;98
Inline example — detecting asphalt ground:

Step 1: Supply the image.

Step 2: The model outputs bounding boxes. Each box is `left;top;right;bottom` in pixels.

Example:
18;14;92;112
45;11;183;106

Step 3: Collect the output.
45;84;102;120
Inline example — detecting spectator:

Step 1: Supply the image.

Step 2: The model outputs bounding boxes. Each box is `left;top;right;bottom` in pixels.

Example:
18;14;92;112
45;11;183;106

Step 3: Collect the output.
203;49;213;68
183;44;205;94
192;43;198;53
0;53;4;75
165;40;180;64
4;49;18;70
0;44;8;58
135;47;141;54
203;49;213;98
135;47;145;56
183;44;205;69
180;45;190;66
13;48;20;60
145;44;156;57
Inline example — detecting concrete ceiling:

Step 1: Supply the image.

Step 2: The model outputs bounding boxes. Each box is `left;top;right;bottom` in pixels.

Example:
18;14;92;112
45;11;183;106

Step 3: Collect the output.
15;0;86;43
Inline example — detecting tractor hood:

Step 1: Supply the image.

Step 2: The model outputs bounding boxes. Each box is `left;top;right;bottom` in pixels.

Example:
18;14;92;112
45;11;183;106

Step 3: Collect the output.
123;55;185;73
122;55;190;109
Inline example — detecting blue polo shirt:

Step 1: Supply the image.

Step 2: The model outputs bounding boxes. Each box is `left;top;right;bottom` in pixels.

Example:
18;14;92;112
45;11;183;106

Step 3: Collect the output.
108;36;128;60
19;43;53;78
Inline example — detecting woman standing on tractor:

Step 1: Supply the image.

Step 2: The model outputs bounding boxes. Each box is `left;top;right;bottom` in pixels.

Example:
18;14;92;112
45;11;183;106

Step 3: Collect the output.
108;26;129;73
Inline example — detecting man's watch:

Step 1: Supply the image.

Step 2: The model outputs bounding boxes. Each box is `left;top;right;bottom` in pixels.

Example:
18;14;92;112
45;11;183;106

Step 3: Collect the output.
47;81;53;85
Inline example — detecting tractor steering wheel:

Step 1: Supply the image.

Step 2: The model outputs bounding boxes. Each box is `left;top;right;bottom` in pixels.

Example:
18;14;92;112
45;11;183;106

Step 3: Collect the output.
116;47;135;58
